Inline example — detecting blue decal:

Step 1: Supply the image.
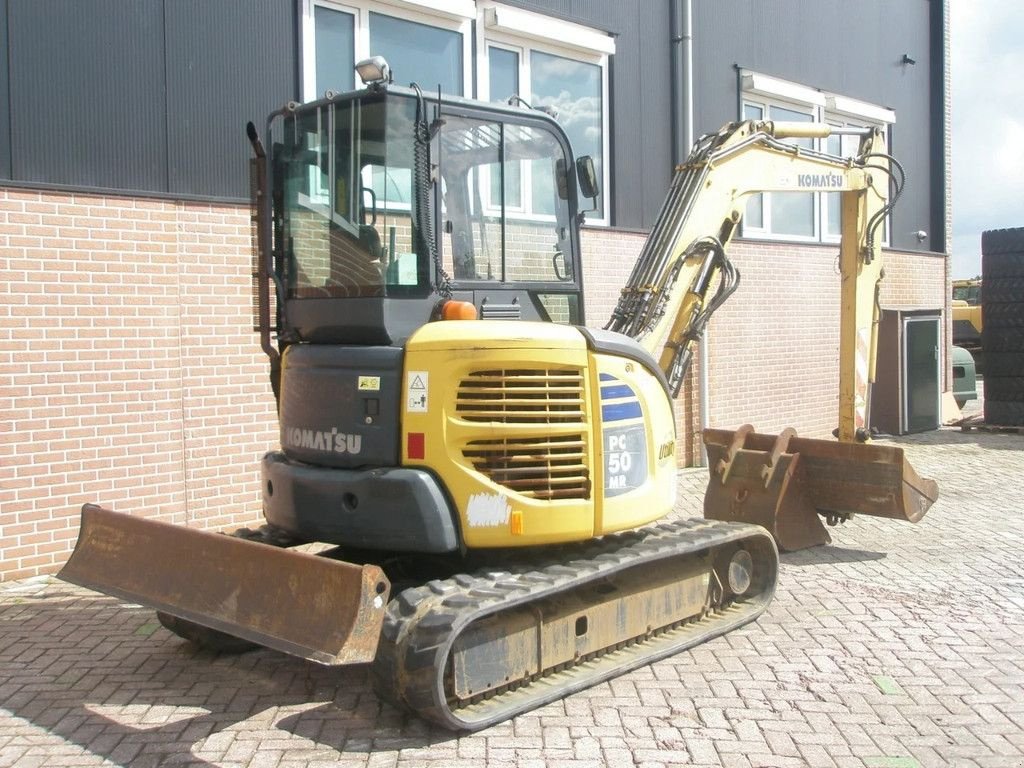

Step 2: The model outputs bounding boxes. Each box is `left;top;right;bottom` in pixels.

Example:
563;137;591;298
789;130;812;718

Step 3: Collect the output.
601;384;635;399
602;401;643;421
599;373;617;382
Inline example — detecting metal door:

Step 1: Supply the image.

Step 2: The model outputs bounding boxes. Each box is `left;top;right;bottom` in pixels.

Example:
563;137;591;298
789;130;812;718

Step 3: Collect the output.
902;317;940;433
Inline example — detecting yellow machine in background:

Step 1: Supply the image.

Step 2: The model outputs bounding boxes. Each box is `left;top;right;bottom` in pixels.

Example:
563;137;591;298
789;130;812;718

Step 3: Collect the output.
60;61;936;731
952;277;983;354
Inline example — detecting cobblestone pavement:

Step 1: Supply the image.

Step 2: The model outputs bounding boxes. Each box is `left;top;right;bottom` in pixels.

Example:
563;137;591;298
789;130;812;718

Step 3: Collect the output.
2;413;1023;766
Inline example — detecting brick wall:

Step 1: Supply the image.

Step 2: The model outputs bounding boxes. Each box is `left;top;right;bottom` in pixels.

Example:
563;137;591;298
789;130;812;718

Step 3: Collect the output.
580;227;705;464
704;241;947;438
0;194;947;581
1;189;276;581
580;228;949;447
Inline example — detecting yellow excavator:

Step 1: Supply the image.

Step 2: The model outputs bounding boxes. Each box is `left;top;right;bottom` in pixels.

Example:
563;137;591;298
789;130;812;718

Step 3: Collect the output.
59;59;936;731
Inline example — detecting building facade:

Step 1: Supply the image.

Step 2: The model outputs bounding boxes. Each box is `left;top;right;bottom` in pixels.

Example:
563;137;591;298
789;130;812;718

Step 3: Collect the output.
0;0;950;580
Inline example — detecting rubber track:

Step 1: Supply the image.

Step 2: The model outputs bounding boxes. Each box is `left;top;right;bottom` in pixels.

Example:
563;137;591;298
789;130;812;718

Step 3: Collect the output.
985;399;1024;426
981;277;1024;304
982;302;1024;330
371;518;776;731
982;228;1024;257
986;352;1024;378
983;327;1024;353
984;252;1024;278
983;376;1024;402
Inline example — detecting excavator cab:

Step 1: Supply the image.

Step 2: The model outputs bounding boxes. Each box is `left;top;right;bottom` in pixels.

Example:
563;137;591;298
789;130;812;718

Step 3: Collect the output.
265;83;587;352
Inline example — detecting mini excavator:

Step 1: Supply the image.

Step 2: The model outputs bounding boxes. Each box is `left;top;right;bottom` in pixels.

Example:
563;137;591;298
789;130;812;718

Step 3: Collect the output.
60;58;936;731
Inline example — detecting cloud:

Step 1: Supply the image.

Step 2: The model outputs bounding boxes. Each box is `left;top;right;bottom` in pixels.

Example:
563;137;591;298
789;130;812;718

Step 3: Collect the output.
951;1;1024;276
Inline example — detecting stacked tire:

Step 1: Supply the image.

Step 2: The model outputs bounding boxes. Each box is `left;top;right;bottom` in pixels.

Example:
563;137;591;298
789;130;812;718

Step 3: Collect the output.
981;227;1024;425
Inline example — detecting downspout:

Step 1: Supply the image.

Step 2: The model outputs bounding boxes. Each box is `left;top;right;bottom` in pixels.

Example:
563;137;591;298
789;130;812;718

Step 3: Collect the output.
670;0;703;464
669;0;689;164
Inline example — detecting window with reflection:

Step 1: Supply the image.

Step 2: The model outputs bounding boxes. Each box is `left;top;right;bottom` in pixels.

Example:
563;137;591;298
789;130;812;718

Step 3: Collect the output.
439;114;574;285
370;12;463;96
739;73;893;245
742;100;815;238
313;5;355;96
278;96;427;298
530;51;603;219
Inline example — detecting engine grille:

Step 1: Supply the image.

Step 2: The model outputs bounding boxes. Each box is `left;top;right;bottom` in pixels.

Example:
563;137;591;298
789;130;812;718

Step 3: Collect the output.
455;368;585;424
463;435;590;500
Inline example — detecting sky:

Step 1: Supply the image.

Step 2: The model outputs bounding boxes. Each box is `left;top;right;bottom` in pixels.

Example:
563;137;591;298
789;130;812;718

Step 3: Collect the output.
950;1;1024;278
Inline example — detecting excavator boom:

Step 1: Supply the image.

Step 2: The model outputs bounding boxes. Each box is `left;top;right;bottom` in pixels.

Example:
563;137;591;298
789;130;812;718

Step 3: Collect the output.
607;120;937;549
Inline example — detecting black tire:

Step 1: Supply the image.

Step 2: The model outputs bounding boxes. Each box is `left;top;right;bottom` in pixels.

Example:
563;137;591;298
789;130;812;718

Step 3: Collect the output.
982;327;1024;353
981;277;1024;304
156;611;259;654
982;302;1024;330
984;352;1024;378
982;227;1024;256
983;251;1024;279
982;376;1024;402
984;399;1024;426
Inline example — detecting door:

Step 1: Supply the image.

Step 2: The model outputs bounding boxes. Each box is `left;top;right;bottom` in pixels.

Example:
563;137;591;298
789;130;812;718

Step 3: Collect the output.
903;317;940;433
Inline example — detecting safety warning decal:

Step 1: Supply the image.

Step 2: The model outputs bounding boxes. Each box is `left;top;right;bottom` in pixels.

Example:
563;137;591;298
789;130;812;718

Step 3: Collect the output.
358;376;381;391
406;371;428;413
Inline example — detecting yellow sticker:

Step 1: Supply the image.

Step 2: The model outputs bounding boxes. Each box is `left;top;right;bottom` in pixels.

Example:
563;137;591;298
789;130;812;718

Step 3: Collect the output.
358;376;381;391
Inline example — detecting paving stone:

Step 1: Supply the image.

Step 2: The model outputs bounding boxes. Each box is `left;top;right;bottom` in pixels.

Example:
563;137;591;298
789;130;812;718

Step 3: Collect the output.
2;424;1024;766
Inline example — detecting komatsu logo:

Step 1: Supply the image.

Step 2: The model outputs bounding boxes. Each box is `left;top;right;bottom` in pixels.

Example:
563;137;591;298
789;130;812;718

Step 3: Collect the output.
284;426;362;455
798;173;844;189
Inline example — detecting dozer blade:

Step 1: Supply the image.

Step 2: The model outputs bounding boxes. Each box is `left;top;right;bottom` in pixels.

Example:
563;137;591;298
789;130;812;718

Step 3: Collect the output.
702;426;939;552
58;504;390;665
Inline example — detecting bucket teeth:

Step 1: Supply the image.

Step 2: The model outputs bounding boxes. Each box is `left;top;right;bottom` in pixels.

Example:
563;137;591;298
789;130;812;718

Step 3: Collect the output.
702;426;938;552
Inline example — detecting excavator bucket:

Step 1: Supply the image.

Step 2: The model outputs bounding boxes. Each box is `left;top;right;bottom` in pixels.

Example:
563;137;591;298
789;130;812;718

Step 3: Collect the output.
702;426;939;552
58;504;390;664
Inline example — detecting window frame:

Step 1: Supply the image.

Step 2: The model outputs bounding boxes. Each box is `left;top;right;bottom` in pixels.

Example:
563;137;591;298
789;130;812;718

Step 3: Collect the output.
738;70;894;247
740;95;822;242
301;1;614;226
482;41;530;218
478;11;612;226
301;0;473;102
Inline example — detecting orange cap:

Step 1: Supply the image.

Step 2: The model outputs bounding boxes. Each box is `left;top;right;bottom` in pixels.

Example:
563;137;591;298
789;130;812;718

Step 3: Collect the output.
442;300;478;321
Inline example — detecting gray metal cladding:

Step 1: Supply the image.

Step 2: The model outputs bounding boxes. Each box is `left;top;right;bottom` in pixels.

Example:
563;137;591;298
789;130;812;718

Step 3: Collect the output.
692;0;936;253
1;0;295;199
0;1;9;180
8;0;168;191
516;0;939;247
501;0;674;230
164;0;295;199
0;0;941;247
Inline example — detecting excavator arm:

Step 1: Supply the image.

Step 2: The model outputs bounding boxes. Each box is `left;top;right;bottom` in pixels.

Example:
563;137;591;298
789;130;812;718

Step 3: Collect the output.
607;120;937;550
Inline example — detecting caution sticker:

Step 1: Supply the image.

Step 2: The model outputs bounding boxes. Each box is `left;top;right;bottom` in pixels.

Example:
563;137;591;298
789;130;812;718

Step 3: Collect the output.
406;371;428;413
358;376;381;391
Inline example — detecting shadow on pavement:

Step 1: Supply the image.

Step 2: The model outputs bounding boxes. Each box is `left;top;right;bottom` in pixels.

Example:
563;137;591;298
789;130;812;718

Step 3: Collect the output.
780;545;887;568
878;426;1024;451
0;589;451;766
